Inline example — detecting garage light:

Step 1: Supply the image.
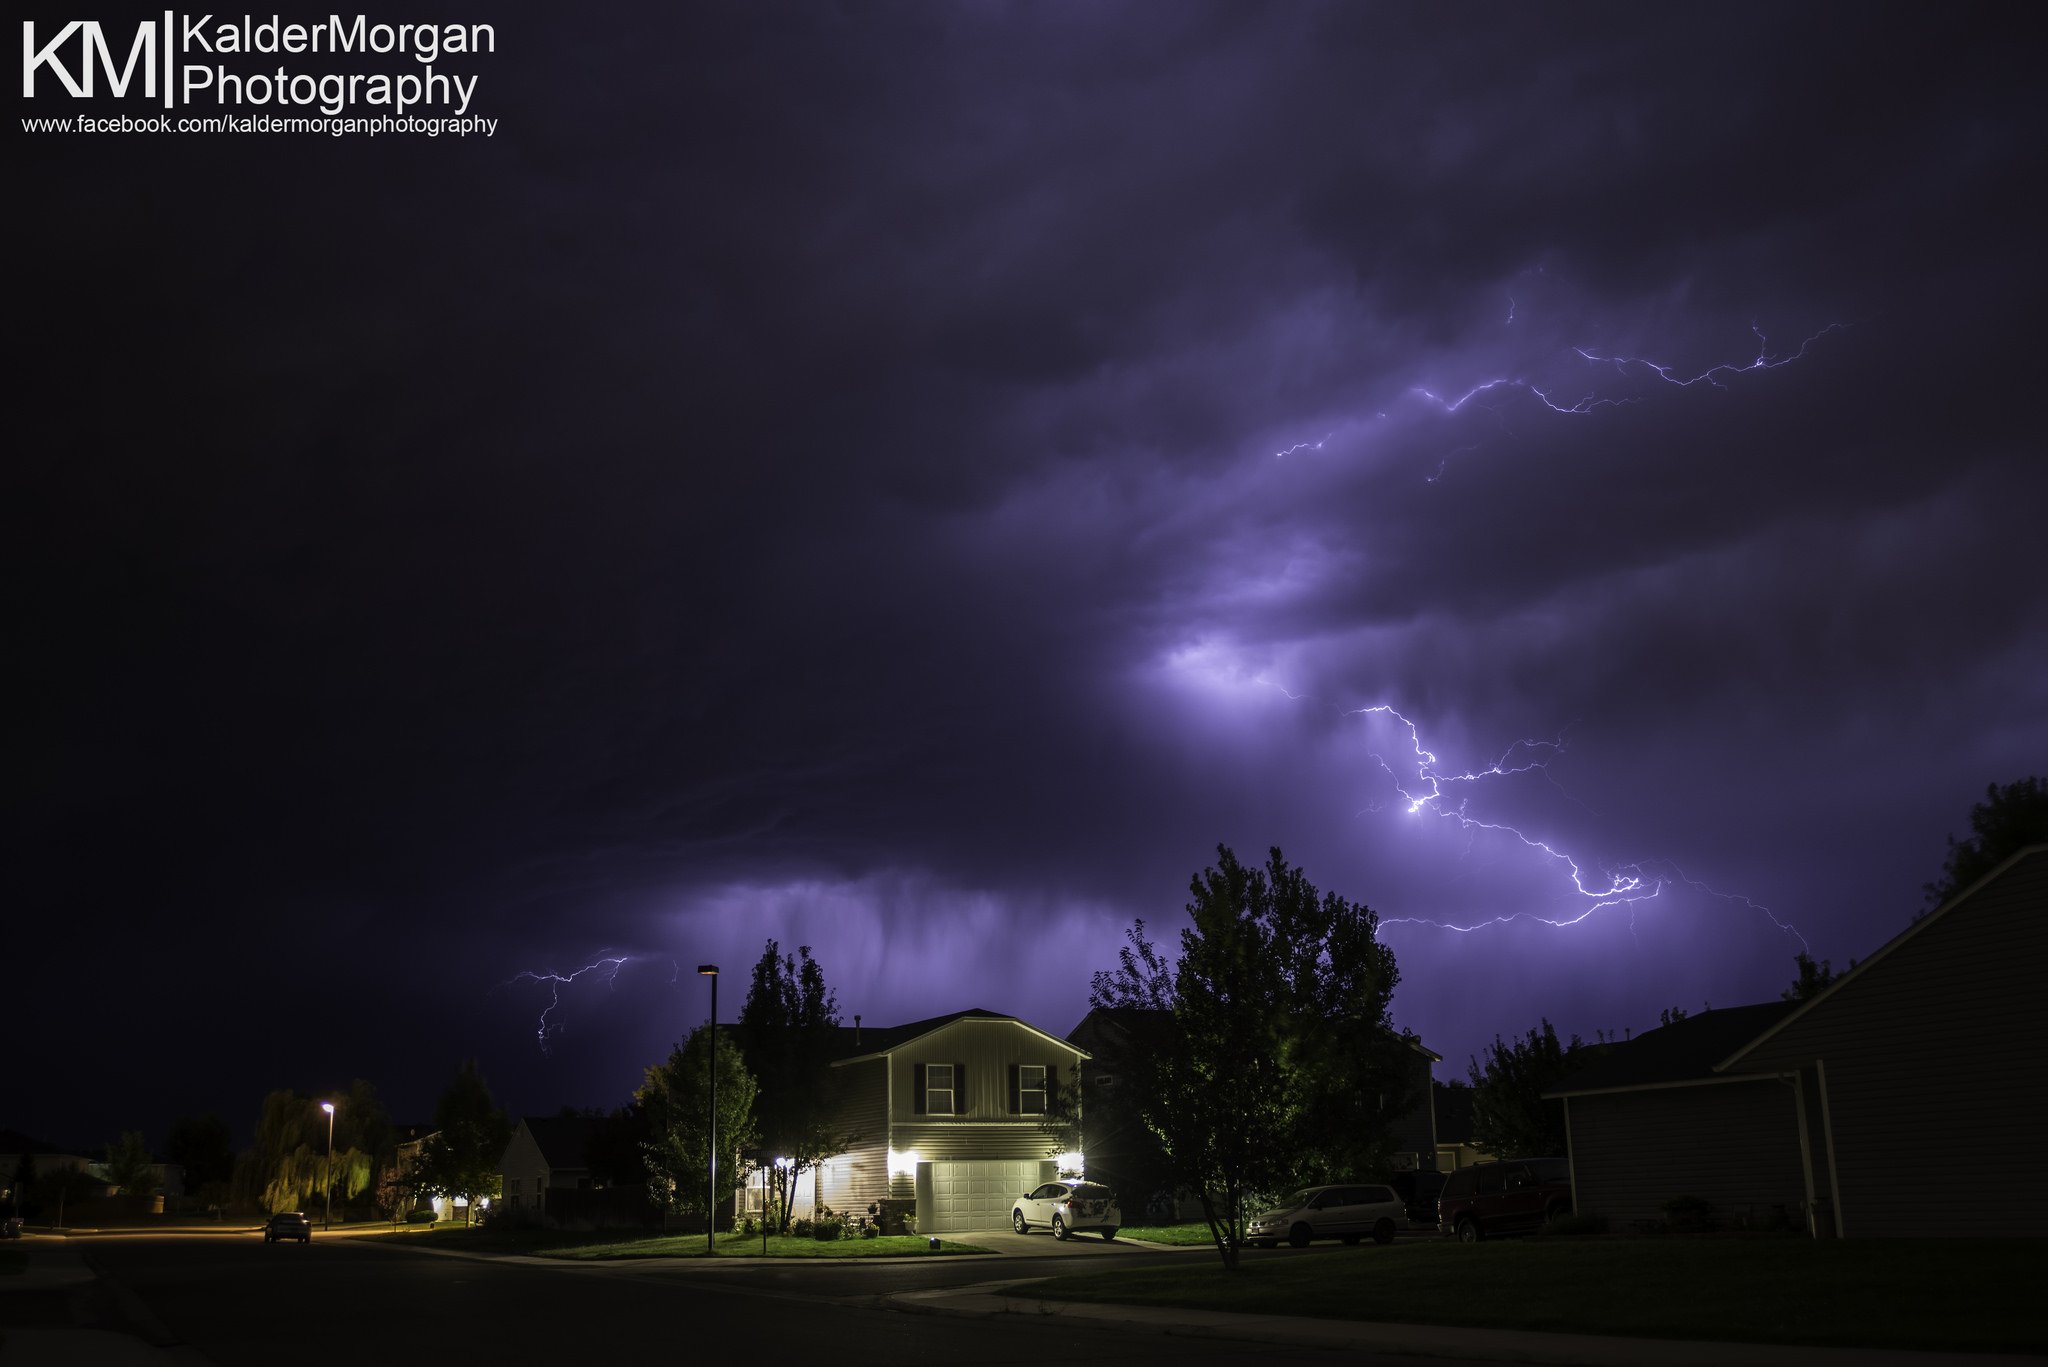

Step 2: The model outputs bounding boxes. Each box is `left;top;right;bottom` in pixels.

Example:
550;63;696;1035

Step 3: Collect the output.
1054;1152;1084;1176
887;1149;920;1176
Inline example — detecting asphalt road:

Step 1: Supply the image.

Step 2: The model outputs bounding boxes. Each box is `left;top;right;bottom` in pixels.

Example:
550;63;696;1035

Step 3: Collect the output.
62;1231;1479;1366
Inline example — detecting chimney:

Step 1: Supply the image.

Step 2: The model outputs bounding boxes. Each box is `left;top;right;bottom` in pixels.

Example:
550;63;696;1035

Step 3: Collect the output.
854;1014;862;1047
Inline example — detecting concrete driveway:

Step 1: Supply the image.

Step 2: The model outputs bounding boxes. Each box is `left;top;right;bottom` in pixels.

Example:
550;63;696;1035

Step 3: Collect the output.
954;1227;1169;1256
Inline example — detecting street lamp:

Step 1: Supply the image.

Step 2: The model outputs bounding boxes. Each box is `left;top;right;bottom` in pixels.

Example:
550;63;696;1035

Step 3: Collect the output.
698;964;718;1255
320;1102;336;1230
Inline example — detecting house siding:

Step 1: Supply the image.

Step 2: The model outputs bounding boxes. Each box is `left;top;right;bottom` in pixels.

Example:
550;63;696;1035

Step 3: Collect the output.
1732;853;2048;1238
1565;1078;1807;1231
884;1018;1080;1124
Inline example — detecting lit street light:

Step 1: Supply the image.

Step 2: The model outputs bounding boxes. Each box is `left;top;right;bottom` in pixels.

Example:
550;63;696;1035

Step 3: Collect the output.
698;964;718;1255
320;1101;336;1230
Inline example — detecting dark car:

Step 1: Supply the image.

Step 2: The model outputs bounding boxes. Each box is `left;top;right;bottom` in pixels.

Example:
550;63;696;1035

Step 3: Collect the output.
1437;1158;1572;1241
1387;1169;1447;1225
265;1211;312;1243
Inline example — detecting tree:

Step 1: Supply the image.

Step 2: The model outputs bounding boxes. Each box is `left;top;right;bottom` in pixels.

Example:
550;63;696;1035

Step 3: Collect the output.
1782;951;1856;1001
1923;777;2048;914
165;1114;234;1198
104;1131;157;1197
734;940;851;1233
584;1102;652;1189
235;1089;380;1215
1465;1020;1599;1158
414;1060;512;1225
639;1026;759;1228
1090;845;1409;1270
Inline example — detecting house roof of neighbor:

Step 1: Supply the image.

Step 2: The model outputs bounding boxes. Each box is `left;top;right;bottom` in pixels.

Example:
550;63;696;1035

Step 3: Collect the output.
1544;1001;1798;1098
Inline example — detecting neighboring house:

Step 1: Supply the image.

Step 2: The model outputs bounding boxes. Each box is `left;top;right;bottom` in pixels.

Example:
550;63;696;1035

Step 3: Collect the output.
1549;844;2048;1239
777;1008;1086;1233
1431;1081;1494;1174
499;1115;596;1221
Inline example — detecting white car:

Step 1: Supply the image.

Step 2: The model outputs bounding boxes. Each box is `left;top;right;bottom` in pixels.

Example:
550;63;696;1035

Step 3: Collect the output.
1011;1180;1121;1240
1248;1182;1406;1248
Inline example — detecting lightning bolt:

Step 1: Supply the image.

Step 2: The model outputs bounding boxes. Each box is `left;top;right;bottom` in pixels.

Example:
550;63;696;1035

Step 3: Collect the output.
1413;322;1848;419
1346;704;1808;947
503;955;659;1052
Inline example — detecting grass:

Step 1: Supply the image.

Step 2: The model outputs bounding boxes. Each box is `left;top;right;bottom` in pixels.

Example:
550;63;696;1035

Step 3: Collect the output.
1116;1223;1223;1247
1009;1235;2048;1352
365;1224;987;1259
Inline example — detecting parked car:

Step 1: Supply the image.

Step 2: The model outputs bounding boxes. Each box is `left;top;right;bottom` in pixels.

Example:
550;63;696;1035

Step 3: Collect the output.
264;1211;313;1243
1437;1158;1572;1241
2;1215;22;1238
1012;1180;1120;1240
1386;1169;1447;1226
1248;1183;1406;1248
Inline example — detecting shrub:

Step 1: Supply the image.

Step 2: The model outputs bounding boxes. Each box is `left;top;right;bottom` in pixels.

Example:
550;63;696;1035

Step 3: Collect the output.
406;1210;436;1224
739;1217;756;1238
792;1217;813;1239
860;1223;879;1239
1662;1194;1716;1233
813;1219;845;1242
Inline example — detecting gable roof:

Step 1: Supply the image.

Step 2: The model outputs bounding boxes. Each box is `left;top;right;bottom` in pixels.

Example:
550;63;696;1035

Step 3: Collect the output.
830;1008;1084;1065
1719;844;2048;1072
1545;1002;1797;1098
518;1115;596;1170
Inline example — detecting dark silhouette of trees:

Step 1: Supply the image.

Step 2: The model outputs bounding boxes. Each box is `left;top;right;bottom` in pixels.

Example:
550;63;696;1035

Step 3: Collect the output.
1923;777;2047;914
735;941;851;1234
1466;1019;1599;1158
1091;845;1408;1270
414;1060;511;1224
639;1027;758;1226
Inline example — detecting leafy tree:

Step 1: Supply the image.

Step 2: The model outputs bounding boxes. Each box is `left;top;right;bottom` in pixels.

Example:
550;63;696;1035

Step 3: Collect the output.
1091;845;1409;1270
413;1060;512;1225
734;940;852;1233
1466;1019;1600;1158
1782;951;1856;1001
639;1026;759;1227
104;1131;157;1197
165;1114;234;1194
235;1090;378;1215
584;1102;652;1189
1923;777;2048;913
1658;1006;1689;1027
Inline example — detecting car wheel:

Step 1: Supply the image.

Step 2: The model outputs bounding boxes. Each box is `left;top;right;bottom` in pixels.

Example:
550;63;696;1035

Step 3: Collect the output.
1013;1210;1028;1234
1373;1219;1395;1246
1101;1228;1117;1241
1545;1201;1571;1227
1051;1215;1068;1241
1456;1216;1482;1243
1288;1223;1312;1249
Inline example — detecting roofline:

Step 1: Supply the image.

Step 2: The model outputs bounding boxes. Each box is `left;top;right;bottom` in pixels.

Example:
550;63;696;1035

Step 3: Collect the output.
831;1013;1091;1067
1718;843;2048;1072
1547;1069;1797;1101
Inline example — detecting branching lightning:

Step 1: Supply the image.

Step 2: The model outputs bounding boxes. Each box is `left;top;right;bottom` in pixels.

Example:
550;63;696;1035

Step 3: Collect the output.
1346;705;1808;947
504;954;673;1052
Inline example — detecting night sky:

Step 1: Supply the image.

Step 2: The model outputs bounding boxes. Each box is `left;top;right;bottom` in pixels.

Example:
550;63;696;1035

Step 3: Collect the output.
12;2;2045;1151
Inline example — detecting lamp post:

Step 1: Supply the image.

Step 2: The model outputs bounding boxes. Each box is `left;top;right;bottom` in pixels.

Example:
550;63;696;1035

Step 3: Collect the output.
697;964;718;1254
320;1102;336;1230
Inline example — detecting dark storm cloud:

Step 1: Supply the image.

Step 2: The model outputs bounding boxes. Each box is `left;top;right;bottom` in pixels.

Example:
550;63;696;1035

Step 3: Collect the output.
11;1;2043;1139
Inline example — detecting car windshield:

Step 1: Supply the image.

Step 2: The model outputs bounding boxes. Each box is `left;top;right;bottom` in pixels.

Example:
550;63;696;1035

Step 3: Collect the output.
1264;1190;1313;1214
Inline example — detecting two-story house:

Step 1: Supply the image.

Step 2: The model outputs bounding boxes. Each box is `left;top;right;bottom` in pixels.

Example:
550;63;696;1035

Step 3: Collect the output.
786;1008;1086;1233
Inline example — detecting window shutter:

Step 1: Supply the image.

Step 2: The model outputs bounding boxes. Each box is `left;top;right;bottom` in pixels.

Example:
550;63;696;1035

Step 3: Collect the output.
913;1063;926;1115
956;1062;967;1115
1009;1064;1020;1114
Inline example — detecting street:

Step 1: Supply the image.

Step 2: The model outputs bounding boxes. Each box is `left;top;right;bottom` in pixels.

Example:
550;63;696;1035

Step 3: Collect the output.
11;1232;1487;1367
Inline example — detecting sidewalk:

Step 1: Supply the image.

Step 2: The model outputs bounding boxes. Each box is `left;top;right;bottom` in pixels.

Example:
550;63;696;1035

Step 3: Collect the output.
887;1277;2048;1367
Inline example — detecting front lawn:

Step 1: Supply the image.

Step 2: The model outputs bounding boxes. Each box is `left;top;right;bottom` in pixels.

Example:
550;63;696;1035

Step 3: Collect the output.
1010;1235;2047;1352
1116;1223;1222;1247
366;1224;987;1259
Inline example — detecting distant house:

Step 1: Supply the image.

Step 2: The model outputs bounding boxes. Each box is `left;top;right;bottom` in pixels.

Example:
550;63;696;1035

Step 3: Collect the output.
499;1115;596;1221
1549;844;2048;1238
1431;1081;1493;1174
754;1008;1086;1234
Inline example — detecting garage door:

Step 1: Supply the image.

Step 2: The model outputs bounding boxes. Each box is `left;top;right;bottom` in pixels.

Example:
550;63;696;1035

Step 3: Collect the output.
915;1160;1054;1233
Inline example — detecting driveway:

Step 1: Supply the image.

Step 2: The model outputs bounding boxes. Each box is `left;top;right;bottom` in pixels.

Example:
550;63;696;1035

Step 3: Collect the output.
954;1227;1165;1256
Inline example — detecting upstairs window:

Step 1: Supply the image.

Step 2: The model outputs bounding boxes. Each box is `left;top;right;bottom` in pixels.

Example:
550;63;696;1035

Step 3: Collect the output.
924;1063;957;1115
1015;1064;1048;1115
